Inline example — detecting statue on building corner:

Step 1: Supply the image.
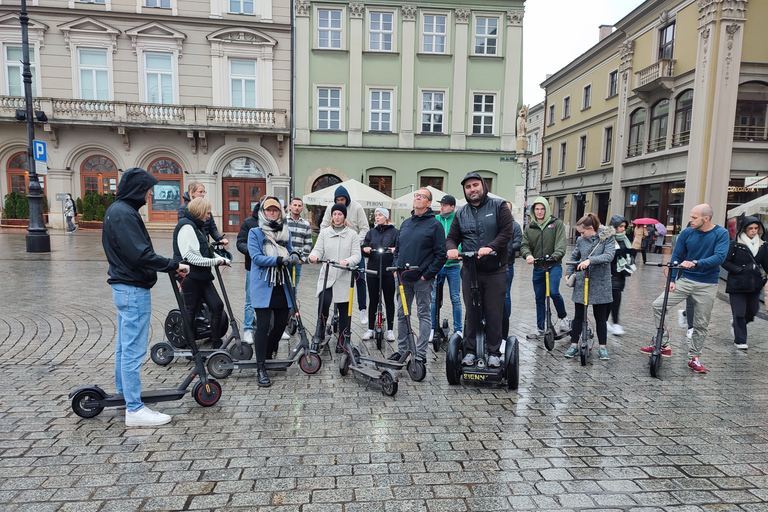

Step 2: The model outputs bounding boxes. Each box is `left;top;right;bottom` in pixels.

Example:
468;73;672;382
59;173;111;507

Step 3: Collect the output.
516;105;529;152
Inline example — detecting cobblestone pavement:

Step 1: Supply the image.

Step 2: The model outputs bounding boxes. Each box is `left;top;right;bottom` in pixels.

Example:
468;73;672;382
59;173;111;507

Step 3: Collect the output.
1;230;768;512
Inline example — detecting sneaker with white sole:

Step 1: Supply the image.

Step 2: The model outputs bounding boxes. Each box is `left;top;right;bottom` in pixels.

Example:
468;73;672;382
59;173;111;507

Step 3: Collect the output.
564;345;578;358
606;322;615;334
362;329;373;340
526;328;545;340
558;317;572;333
386;330;395;341
455;331;463;338
734;342;748;350
360;310;368;325
612;324;625;336
598;347;609;360
686;328;694;339
126;407;171;427
428;329;434;342
243;330;253;345
677;309;687;328
281;332;290;340
488;355;501;368
461;353;476;366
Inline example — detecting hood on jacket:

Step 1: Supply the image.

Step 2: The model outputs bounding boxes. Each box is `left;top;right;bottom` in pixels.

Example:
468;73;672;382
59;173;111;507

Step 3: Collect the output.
250;201;260;219
597;225;616;242
609;214;629;229
182;191;191;204
115;168;158;208
529;197;553;226
737;215;765;240
334;185;350;206
411;207;437;220
460;172;489;206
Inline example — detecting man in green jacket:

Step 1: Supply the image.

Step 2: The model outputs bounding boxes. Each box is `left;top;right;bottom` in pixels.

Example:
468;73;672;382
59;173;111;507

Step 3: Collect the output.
430;195;462;339
520;197;570;338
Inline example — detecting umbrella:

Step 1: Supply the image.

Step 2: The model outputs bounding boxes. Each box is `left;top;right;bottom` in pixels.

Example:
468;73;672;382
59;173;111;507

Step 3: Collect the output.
654;222;667;236
302;179;394;209
632;217;660;225
393;185;448;211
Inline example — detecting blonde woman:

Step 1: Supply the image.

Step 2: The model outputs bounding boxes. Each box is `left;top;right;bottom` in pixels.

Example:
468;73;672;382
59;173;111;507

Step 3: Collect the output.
178;181;228;246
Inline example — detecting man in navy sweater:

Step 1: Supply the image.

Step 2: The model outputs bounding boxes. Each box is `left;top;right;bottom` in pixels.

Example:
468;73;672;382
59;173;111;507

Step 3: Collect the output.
640;204;729;373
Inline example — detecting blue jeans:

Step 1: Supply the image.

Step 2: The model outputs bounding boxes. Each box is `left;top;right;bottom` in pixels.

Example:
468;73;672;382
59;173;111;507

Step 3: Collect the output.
532;265;567;330
504;264;515;318
112;284;152;412
431;265;462;332
292;264;303;294
244;270;254;332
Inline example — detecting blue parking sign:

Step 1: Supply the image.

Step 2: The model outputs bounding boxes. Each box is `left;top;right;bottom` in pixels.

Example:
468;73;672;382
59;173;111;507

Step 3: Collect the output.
33;140;46;162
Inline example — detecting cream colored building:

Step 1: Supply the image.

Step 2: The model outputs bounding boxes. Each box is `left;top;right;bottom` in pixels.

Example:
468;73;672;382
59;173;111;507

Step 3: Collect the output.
540;0;767;239
0;0;291;231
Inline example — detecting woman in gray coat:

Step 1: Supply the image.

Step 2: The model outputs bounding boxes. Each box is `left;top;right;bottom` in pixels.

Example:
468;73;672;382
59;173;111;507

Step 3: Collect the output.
564;213;615;360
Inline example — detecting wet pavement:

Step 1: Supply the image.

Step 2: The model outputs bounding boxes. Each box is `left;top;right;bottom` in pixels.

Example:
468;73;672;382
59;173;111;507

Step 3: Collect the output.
1;229;768;512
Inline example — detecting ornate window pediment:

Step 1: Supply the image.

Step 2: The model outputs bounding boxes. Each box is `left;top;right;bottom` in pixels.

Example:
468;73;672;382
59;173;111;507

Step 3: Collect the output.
207;28;277;49
0;13;48;47
58;17;120;53
125;22;186;56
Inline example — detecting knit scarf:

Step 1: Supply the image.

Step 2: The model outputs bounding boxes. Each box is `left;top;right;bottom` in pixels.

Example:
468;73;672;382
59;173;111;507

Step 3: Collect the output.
257;209;291;286
614;232;635;274
740;232;761;257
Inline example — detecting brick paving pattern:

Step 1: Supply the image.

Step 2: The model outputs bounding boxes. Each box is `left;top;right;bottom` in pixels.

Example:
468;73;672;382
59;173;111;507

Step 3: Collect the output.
1;231;767;511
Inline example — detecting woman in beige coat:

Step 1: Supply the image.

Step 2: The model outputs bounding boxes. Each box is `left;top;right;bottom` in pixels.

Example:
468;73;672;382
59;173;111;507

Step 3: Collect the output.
309;203;362;352
631;224;650;264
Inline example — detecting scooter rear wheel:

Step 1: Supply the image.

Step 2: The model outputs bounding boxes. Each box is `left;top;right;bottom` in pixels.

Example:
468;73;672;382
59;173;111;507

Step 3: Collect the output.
445;334;463;385
580;344;588;366
229;342;253;361
338;354;349;376
286;316;298;336
407;359;427;382
71;389;104;418
650;353;662;378
150;342;174;366
164;310;186;348
380;370;398;396
506;337;520;391
543;330;555;351
193;380;222;407
207;352;233;380
299;353;322;374
375;328;383;351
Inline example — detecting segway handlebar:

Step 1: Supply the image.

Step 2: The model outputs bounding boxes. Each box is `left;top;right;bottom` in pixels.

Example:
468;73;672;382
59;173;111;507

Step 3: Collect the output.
456;251;497;259
533;256;558;264
386;264;420;272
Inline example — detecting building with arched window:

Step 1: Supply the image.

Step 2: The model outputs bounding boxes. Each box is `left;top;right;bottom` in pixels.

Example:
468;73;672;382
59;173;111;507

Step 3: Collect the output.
0;1;290;231
539;0;767;240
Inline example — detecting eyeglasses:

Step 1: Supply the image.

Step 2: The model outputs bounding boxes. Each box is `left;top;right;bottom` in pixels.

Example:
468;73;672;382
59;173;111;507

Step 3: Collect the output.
414;193;430;200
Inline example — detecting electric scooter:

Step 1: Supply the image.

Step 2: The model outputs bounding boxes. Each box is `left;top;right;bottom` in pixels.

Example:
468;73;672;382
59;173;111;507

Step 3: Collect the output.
370;247;391;350
445;252;519;390
432;270;450;352
530;256;571;351
311;259;341;357
204;265;322;379
285;266;299;337
645;261;684;378
566;260;595;366
70;272;223;418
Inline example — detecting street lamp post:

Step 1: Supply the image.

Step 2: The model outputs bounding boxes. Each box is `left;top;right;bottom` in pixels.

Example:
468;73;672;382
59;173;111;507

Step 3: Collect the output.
20;0;50;253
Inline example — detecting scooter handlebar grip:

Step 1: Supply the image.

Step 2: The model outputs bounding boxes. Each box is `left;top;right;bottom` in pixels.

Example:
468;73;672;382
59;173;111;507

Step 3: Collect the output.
364;269;378;275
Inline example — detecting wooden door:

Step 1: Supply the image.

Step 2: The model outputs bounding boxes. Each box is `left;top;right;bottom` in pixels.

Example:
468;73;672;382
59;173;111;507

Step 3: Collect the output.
222;178;265;230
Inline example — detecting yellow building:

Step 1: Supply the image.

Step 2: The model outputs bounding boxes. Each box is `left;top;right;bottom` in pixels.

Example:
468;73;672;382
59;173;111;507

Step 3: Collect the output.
540;0;766;239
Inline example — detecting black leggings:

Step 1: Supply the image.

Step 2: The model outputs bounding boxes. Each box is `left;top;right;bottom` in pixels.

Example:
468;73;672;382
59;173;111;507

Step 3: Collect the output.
367;275;395;330
181;279;224;345
319;288;350;345
610;288;622;324
570;303;610;347
254;308;289;363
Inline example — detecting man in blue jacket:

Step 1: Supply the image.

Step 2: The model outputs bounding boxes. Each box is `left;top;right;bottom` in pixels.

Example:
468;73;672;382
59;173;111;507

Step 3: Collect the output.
102;168;189;427
640;204;729;373
392;188;447;365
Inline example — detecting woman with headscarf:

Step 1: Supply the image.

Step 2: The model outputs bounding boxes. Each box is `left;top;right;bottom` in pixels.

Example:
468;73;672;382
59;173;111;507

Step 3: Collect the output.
247;197;300;387
309;203;362;353
722;216;768;350
606;215;637;336
361;207;399;341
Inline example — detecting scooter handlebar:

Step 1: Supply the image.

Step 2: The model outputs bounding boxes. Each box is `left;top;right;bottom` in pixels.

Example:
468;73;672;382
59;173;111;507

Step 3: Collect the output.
457;251;497;259
533;256;558;264
386;264;420;272
644;261;687;269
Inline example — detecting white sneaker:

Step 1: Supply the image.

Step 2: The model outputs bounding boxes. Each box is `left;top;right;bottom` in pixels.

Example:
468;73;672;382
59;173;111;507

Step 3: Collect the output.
558;317;572;333
243;330;253;345
734;342;748;350
488;355;501;368
386;330;395;341
428;329;434;342
125;407;171;427
612;324;625;336
360;310;367;325
455;331;463;338
281;332;290;340
606;322;615;334
686;328;694;339
677;310;687;328
362;329;374;340
461;353;476;366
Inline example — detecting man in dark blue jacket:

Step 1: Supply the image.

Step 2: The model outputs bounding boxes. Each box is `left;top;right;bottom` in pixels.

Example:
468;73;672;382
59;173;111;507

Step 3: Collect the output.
392;188;447;365
102;168;189;427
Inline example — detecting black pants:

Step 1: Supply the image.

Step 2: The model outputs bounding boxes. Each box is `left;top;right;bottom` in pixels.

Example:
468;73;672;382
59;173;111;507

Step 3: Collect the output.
685;295;695;329
367;274;395;330
610;288;622;324
319;288;350;345
654;245;663;254
356;257;367;310
181;279;224;345
461;266;506;356
570;303;610;346
729;292;760;345
254;308;289;363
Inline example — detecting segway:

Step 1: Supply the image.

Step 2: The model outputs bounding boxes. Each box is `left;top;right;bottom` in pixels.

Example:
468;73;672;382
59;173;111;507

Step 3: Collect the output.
645;261;685;378
205;265;322;379
70;272;223;419
432;270;450;352
445;252;519;390
565;261;595;366
529;256;571;350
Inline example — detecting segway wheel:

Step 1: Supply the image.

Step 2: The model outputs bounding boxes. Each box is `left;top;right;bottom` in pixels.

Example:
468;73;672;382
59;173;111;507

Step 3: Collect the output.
287;316;298;336
407;359;427;382
380;369;398;396
229;342;253;361
506;337;520;391
71;389;104;418
375;329;383;351
150;342;174;366
207;352;233;380
299;353;322;375
339;353;349;376
580;345;588;366
193;380;222;407
650;353;662;378
164;310;186;348
445;334;463;385
544;330;555;351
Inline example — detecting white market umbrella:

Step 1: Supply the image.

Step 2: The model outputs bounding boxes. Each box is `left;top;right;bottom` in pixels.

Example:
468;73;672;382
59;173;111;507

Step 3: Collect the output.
393;185;449;211
302;178;394;209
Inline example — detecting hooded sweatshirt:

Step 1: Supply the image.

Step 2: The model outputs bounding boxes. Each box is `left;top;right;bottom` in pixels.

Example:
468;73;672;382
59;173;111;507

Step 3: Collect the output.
319;185;370;240
520;197;567;267
721;216;768;293
102;168;179;288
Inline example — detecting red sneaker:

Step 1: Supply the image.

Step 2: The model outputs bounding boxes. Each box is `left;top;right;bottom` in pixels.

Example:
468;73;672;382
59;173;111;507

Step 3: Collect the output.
687;358;707;373
640;344;671;357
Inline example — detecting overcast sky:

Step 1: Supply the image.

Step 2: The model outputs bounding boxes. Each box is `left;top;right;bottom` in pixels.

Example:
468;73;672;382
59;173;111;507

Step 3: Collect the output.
523;0;645;106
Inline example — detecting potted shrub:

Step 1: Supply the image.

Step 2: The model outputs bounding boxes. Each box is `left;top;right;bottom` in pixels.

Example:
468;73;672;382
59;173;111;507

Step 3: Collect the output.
78;193;115;229
1;192;30;227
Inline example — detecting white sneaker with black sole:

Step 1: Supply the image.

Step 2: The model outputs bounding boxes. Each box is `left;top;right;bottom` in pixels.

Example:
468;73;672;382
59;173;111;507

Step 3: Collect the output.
126;407;171;427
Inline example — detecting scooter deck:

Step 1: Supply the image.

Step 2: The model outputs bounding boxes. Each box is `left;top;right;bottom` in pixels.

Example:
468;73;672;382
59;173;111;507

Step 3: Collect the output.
461;365;504;383
101;389;188;407
351;365;383;379
358;354;407;371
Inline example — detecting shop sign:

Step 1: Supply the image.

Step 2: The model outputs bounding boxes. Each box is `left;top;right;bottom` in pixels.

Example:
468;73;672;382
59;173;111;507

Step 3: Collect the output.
728;186;760;193
670;188;685;194
744;176;768;189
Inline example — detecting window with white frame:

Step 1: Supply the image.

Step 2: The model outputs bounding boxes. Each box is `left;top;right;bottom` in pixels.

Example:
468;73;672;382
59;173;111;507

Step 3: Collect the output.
145;52;174;104
545;147;552;176
146;0;171;7
548;104;555;125
318;9;342;49
562;96;570;118
558;142;567;173
317;87;341;130
577;135;587;169
423;14;447;53
5;45;37;97
472;93;495;135
78;0;106;3
78;49;109;100
582;84;591;109
369;89;392;132
474;17;498;55
608;70;618;97
602;125;613;163
229;0;254;15
421;91;444;133
369;12;393;51
230;59;257;108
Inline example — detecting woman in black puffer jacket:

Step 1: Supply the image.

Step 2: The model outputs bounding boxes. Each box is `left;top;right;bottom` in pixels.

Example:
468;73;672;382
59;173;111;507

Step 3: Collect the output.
722;216;768;350
361;208;400;341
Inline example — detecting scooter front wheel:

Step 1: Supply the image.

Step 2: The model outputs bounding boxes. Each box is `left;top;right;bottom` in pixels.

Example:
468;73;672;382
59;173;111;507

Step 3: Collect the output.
407;359;427;382
445;334;463;385
375;328;383;351
650;353;662;378
580;344;588;366
299;353;322;374
150;342;174;366
71;389;104;418
207;352;233;380
543;330;555;351
193;380;222;407
380;369;398;396
164;309;186;348
338;353;349;376
506;337;519;391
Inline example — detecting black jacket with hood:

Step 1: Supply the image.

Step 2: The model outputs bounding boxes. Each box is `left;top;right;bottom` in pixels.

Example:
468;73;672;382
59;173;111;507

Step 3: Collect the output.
394;208;446;281
722;216;768;294
178;191;224;242
102;168;179;289
446;172;513;273
236;202;260;271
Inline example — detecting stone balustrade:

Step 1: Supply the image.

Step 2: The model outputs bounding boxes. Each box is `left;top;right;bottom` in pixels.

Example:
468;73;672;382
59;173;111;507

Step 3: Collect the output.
635;58;676;88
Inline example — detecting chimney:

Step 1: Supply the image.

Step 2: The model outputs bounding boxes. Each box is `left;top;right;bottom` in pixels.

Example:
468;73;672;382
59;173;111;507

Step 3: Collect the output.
599;25;613;41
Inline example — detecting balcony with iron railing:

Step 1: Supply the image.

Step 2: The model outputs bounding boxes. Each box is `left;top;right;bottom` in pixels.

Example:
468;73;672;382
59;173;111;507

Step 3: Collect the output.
626;141;643;158
647;135;666;153
671;130;690;147
734;124;768;142
633;59;676;100
0;96;289;132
